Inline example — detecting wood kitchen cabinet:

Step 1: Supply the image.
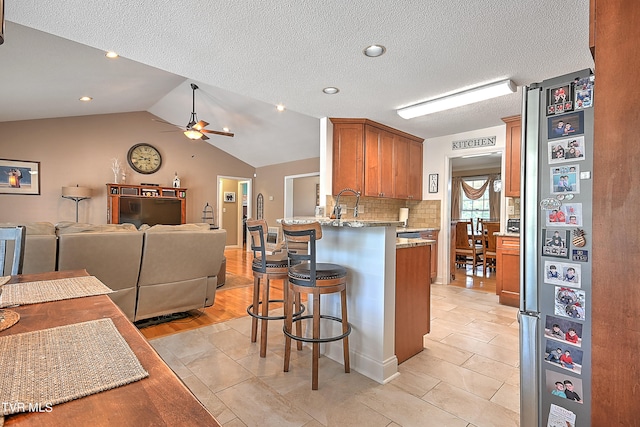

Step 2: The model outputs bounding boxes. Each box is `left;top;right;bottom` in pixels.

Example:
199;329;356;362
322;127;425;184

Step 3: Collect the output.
332;121;365;193
496;235;520;307
330;118;424;199
408;139;423;199
364;125;395;198
419;229;438;281
502;115;521;197
394;137;423;200
395;243;431;364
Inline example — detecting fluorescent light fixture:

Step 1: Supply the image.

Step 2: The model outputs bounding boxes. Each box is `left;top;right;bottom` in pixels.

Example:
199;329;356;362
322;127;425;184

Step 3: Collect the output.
397;79;516;119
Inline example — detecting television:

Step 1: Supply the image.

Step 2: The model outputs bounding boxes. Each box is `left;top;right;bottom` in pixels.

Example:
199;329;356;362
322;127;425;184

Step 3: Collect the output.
119;197;182;227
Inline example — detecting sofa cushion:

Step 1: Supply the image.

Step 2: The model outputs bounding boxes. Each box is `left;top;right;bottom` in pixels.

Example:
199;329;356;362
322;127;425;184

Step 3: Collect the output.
135;228;226;320
56;228;143;321
144;223;211;232
56;221;138;234
1;222;57;274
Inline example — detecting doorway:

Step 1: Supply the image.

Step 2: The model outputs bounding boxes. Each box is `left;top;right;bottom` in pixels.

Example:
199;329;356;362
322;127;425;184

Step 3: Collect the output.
217;176;252;248
444;151;504;285
284;172;320;218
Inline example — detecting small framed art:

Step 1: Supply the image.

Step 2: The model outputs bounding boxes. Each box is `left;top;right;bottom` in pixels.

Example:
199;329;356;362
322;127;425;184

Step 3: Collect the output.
224;191;236;203
0;158;40;195
428;173;438;193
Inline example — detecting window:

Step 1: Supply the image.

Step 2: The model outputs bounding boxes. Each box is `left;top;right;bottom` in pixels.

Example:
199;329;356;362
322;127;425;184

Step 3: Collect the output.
459;177;491;221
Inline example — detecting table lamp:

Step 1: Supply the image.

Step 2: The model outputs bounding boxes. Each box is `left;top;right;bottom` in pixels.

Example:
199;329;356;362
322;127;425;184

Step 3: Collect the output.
62;185;92;222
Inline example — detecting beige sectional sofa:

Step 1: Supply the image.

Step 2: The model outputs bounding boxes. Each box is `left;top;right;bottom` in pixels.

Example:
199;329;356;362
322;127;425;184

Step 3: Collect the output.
2;221;226;322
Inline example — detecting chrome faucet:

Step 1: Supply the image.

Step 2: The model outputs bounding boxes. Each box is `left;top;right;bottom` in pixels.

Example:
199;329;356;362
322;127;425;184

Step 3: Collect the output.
333;188;361;219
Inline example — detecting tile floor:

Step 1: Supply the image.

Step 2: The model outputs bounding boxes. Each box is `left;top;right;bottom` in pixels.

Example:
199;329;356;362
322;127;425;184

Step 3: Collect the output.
150;283;520;427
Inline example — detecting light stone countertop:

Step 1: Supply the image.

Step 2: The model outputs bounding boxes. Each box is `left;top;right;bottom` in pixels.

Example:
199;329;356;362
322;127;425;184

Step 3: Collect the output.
279;217;403;228
396;237;436;249
396;227;440;233
496;232;520;237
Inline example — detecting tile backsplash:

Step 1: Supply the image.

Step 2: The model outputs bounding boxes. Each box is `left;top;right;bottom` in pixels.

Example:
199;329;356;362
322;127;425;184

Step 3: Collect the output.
325;195;441;229
507;197;521;219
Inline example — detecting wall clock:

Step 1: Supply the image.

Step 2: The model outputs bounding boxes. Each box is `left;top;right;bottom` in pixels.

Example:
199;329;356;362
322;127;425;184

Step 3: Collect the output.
127;143;162;174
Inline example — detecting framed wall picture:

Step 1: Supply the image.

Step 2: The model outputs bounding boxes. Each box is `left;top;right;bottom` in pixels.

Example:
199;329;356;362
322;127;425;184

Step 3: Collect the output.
428;173;438;193
224;191;236;203
0;158;40;195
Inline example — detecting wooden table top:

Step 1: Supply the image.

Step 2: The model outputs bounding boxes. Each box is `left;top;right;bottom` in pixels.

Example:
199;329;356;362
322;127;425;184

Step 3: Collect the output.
1;270;220;427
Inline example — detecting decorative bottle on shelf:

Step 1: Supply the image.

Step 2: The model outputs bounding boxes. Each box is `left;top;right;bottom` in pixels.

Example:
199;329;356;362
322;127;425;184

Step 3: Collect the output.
173;172;180;188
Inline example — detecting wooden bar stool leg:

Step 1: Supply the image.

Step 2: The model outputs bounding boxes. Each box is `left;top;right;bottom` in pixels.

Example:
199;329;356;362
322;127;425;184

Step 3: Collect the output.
283;284;293;372
260;277;270;357
250;276;260;343
341;288;350;373
294;290;303;351
312;292;321;390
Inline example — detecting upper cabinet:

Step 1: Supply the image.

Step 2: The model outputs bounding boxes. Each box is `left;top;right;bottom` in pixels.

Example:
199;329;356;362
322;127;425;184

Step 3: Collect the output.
502;115;521;198
331;118;424;199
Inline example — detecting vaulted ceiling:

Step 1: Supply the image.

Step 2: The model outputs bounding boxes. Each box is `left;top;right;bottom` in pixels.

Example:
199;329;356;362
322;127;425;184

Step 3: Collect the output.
1;1;594;167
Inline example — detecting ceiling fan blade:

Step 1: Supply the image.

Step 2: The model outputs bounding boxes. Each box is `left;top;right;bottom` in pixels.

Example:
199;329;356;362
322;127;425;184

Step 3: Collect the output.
201;129;235;137
152;118;182;128
200;134;210;141
193;120;209;131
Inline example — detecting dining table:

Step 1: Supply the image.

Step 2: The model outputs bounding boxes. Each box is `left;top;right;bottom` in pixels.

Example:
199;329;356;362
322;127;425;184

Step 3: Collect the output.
0;269;221;427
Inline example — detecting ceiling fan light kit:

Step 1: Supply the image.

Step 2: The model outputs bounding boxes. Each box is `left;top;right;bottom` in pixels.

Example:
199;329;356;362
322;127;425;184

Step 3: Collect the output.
397;79;516;119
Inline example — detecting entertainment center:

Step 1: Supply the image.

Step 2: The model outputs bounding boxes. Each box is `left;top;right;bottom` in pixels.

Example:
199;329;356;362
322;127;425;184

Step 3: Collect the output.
106;184;187;227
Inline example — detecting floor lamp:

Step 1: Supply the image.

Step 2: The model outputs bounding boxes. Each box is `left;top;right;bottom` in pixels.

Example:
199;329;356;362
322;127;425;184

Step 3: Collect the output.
62;186;92;222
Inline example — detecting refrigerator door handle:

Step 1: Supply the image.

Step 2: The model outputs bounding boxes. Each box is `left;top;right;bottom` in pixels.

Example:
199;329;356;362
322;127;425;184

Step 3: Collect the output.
519;312;540;427
521;86;541;314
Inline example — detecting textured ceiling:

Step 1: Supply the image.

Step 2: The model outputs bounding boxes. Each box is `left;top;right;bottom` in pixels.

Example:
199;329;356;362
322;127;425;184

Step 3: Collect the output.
2;0;594;167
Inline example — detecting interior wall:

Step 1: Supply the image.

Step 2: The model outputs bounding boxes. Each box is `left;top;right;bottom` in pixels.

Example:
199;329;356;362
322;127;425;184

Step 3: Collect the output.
221;178;240;245
254;157;320;226
292;175;319;216
0;111;255;225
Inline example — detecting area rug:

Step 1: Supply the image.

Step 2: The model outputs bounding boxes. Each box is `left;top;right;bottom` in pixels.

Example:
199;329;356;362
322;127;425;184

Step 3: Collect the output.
218;273;254;291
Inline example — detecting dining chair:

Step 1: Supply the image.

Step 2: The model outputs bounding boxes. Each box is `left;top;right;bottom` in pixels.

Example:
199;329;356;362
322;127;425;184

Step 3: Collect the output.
1;226;27;276
482;222;500;274
454;220;482;271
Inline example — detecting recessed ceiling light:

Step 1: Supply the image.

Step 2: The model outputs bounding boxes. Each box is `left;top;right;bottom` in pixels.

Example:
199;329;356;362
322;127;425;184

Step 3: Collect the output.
79;96;93;102
323;87;340;94
363;44;386;57
223;127;230;133
276;104;286;112
105;51;119;59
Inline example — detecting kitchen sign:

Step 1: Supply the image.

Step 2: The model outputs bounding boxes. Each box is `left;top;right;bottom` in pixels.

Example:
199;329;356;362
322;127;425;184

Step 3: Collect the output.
452;136;496;150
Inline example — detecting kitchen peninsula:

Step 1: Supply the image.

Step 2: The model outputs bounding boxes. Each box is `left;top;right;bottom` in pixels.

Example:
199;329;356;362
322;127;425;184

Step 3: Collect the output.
279;217;434;383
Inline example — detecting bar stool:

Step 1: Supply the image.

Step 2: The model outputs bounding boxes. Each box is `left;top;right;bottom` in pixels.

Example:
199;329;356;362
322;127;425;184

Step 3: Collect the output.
281;221;351;390
246;219;303;357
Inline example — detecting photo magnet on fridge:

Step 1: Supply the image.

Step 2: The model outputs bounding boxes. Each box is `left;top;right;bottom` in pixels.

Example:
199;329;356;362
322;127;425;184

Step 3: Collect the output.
548;111;584;140
542;229;571;258
545;370;584;404
546;84;574;116
544;339;584;375
544;315;584;348
573;76;594;110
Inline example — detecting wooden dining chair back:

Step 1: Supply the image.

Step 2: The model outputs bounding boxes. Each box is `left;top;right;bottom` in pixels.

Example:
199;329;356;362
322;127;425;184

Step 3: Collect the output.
482;222;500;274
0;226;27;276
454;220;481;271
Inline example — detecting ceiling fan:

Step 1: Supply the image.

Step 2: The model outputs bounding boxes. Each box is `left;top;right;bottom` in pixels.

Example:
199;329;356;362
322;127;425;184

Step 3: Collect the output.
155;83;234;140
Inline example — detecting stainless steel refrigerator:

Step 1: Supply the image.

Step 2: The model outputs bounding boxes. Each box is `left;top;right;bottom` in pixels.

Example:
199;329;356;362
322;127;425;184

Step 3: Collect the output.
520;69;594;427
